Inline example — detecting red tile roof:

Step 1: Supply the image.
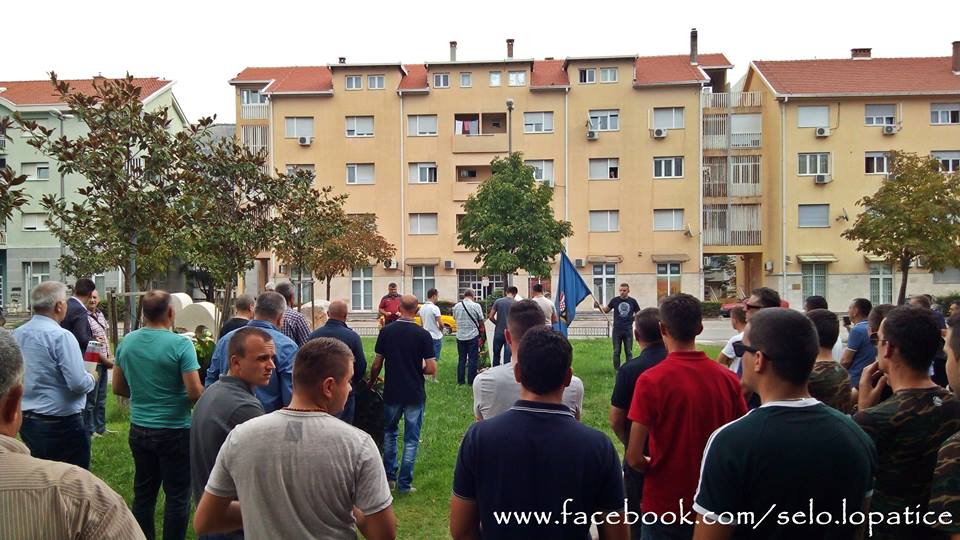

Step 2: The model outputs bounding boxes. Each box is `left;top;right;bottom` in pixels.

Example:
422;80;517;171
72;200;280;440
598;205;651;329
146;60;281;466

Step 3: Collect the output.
752;57;960;96
399;64;428;91
633;53;731;86
0;77;171;106
531;59;568;88
231;66;333;94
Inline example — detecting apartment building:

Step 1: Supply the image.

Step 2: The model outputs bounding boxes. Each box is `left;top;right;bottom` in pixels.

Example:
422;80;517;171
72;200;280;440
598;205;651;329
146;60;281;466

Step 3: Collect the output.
0;77;188;309
744;42;960;308
232;32;733;309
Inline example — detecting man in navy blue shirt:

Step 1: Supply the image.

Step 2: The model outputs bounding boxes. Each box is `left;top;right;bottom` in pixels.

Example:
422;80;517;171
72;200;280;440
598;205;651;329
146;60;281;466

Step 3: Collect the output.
308;299;366;424
841;297;875;388
450;327;627;540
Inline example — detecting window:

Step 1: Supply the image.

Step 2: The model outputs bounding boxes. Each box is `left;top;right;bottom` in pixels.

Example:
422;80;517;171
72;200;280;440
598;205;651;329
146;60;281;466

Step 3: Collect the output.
345;116;374;137
489;71;501;86
433;73;450;88
589;158;619;180
798;204;829;228
460;72;472;88
240;89;267;104
870;263;893;304
933;151;960;173
458;168;478;181
351;266;374;311
865;104;896;126
798;105;829;128
284;117;314;138
653;107;684;129
599;67;618;83
345;75;362;90
525;160;554;185
92;273;106;294
801;264;827;299
865;152;889;174
285;164;315;175
457;270;506;300
579;68;596;84
409;162;438;183
592;264;616;304
508;71;526;86
653;209;685;231
523;112;554;133
346;163;375;185
22;213;49;231
798;153;830;175
589;210;619;232
657;263;682;299
654;157;684;179
23;262;51;301
290;267;314;304
412;266;436;300
589;109;619;131
409;213;438;235
407;115;438;136
22;162;50;181
367;75;385;90
931;103;960;125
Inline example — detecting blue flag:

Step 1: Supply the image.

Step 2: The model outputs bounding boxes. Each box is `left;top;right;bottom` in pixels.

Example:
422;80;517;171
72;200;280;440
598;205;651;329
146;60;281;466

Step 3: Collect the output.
554;251;592;336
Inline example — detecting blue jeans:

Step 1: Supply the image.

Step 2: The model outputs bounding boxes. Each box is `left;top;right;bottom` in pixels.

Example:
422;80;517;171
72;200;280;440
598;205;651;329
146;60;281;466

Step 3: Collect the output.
640;522;694;540
19;412;90;469
129;425;191;540
492;333;511;366
382;401;424;492
83;364;108;434
433;338;443;361
457;337;479;385
338;392;356;424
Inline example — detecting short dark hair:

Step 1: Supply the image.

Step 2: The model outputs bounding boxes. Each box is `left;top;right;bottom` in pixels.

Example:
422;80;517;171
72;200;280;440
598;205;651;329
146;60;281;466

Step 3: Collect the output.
228;327;273;359
141;290;172;323
910;295;932;309
634;307;662;344
426;288;439;299
506;286;519;295
517;327;572;395
947;314;960;362
462;289;475;298
532;283;544;293
234;294;255;312
74;278;96;297
730;305;747;325
806;309;839;350
388;282;397;288
868;303;895;333
275;281;295;301
254;292;287;320
748;308;819;386
751;287;781;309
804;295;828;311
293;337;352;390
881;306;941;373
508;299;546;342
658;293;701;342
851;298;873;318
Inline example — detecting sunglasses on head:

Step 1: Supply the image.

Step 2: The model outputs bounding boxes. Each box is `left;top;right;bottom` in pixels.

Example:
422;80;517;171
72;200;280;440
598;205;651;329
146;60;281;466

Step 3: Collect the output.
743;302;763;310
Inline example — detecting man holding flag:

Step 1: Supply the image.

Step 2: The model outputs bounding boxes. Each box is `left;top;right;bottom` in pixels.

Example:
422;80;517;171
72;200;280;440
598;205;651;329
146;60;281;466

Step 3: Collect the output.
554;251;595;337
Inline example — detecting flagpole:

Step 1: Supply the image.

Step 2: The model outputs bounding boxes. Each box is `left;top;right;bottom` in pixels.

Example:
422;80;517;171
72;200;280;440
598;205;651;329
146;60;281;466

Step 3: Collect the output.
588;291;611;324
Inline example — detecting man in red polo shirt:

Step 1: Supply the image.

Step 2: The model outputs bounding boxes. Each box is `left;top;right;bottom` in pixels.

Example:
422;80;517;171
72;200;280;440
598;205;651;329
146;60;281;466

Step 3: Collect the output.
378;283;402;326
626;293;746;540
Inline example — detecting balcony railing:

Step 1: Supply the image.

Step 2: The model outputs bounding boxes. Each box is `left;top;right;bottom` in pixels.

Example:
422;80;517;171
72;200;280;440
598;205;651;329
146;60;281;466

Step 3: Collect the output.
0;137;6;152
731;132;762;148
701;91;763;109
451;133;508;154
241;103;269;120
703;204;762;246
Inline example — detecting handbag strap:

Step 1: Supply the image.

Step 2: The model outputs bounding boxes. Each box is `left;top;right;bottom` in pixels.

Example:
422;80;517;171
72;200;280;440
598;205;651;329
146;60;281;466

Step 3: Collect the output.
459;301;483;333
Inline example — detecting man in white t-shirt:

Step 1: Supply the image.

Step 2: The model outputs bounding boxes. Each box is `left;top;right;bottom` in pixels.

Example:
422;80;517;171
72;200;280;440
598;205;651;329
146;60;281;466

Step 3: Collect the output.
716;305;747;375
418;288;443;382
194;338;396;540
474;300;584;420
531;284;557;326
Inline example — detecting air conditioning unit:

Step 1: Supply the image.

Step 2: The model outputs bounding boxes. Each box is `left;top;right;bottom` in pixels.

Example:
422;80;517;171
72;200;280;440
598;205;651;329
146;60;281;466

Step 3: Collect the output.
443;260;455;270
882;125;900;135
383;259;399;270
650;128;668;139
815;127;831;137
574;258;585;268
298;136;312;146
814;174;832;185
586;130;599;140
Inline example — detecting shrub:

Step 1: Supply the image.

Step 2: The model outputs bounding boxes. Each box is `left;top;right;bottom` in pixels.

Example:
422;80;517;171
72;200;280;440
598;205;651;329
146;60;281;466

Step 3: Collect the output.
701;301;721;318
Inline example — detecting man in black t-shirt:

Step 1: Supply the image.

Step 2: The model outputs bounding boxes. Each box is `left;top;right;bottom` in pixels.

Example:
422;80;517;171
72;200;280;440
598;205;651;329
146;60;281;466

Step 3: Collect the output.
369;294;437;494
694;308;876;540
596;283;640;370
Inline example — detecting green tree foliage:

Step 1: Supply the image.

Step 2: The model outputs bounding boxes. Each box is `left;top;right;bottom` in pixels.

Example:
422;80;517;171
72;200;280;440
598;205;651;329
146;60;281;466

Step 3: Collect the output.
0;118;29;224
458;153;573;278
309;212;395;300
842;151;960;304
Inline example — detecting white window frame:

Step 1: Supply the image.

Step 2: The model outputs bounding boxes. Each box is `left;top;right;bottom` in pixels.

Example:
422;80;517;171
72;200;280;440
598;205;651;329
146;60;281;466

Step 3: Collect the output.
22;162;50;181
409;213;439;235
931;103;960;125
284;117;314;139
579;68;596;84
407;115;438;136
656;263;682;299
433;73;450;88
653;107;685;130
345;75;363;90
653;157;684;179
589;109;620;132
589;210;620;232
592;263;617;304
523;111;554;133
345;116;374;138
864;104;896;126
412;265;436;300
460;72;472;88
489;71;501;87
409;162;438;184
346;163;375;185
525;160;554;185
653;209;685;231
869;263;894;305
22;213;49;231
933;151;960;173
801;263;828;299
588;158;619;180
508;71;526;87
351;266;374;311
367;75;385;90
797;105;830;128
599;67;618;83
798;153;830;176
240;89;267;104
798;204;830;228
865;152;889;175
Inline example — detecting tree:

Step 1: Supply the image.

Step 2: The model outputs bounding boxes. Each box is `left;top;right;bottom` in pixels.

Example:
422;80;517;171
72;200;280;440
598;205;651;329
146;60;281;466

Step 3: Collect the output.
842;151;960;304
458;153;573;278
0;118;30;223
309;212;395;300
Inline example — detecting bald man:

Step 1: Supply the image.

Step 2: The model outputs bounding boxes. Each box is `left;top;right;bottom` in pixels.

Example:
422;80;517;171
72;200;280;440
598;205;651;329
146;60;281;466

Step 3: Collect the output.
307;300;366;424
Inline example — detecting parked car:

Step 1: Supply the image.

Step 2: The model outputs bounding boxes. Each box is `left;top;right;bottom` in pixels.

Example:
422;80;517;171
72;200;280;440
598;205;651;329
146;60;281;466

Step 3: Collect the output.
378;304;458;335
721;298;791;317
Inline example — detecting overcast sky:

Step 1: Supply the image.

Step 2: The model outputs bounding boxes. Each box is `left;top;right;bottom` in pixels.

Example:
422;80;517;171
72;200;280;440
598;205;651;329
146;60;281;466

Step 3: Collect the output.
5;0;954;123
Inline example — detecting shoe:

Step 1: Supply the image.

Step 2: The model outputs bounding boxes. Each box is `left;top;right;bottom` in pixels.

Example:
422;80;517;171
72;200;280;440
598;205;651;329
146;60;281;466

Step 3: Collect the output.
399;486;417;494
102;428;118;435
91;432;103;439
388;480;396;490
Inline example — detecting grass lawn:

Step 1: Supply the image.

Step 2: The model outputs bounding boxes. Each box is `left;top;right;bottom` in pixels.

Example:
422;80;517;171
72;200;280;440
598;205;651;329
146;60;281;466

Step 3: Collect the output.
92;338;722;539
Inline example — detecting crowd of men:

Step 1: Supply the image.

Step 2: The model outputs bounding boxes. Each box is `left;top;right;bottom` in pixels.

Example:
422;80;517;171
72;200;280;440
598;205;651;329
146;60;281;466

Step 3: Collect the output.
0;278;958;540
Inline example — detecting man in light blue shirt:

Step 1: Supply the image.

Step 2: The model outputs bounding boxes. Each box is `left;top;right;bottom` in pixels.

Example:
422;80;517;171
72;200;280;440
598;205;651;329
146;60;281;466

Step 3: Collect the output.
206;292;295;412
13;281;97;469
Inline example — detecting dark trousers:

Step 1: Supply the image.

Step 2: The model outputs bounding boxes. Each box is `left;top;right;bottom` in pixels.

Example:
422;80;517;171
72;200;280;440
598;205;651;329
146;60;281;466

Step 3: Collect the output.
83;364;108;434
20;412;90;469
624;465;645;540
457;337;479;385
129;424;191;540
492;333;511;366
612;328;634;370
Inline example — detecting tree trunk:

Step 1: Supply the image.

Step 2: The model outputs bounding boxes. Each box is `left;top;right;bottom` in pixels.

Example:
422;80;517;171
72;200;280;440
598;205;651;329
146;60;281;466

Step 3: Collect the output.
326;274;333;301
897;254;911;305
296;265;303;308
127;233;138;332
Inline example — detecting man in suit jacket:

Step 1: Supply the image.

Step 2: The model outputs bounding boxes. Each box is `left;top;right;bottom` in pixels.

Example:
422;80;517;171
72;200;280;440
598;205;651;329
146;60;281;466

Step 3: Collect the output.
62;278;96;357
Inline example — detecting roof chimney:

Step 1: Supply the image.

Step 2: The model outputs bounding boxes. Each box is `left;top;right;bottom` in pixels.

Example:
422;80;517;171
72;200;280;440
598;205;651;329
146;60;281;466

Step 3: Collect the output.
851;48;872;59
338;57;346;64
953;41;960;73
690;28;698;65
450;41;458;62
507;38;515;59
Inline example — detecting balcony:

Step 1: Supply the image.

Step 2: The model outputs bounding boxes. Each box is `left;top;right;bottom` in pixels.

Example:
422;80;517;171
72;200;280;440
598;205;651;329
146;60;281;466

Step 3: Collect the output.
240;103;269;120
704;156;762;197
452;113;508;154
0;137;6;152
703;203;762;247
452;133;508;154
704;113;762;150
701;91;763;109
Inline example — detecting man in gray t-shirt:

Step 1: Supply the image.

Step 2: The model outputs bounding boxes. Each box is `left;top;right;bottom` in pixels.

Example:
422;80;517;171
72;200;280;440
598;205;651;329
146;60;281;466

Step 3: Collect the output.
487;287;518;367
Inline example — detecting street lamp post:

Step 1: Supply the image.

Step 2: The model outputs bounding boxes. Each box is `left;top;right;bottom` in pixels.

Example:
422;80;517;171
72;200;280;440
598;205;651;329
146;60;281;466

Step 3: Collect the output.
506;98;515;154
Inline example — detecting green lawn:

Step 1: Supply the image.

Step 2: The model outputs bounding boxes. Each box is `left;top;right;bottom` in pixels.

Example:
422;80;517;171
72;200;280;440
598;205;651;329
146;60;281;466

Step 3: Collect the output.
92;338;722;539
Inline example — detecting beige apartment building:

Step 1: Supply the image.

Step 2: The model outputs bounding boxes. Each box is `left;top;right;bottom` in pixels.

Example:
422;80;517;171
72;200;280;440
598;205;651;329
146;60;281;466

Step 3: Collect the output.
231;32;735;310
